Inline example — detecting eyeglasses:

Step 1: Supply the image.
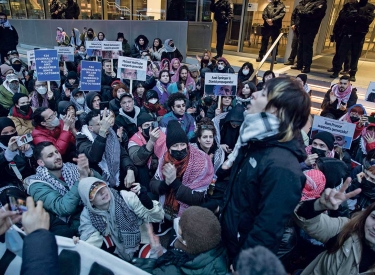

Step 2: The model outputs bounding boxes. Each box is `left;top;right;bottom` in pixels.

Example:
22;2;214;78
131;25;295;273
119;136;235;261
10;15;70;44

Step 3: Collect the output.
7;50;18;55
174;104;186;108
201;125;214;130
45;111;57;121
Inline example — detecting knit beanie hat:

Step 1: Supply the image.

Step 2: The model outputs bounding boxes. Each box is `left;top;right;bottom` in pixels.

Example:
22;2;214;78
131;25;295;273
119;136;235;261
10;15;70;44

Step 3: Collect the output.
313;131;335;151
0;117;16;133
175;206;221;255
67;71;78;80
12;93;28;105
166;120;188;149
1;64;13;76
145;90;159;102
301;170;326;201
117;32;124;40
188;65;199;73
137;112;154;127
296;74;307;85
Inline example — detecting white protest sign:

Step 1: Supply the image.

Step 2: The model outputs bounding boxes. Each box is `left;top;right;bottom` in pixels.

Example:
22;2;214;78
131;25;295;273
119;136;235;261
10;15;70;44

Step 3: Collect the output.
204;73;238;96
54;46;75;62
117;56;147;81
365;81;375;102
86;41;103;50
311;115;356;149
102;41;122;59
27;50;36;70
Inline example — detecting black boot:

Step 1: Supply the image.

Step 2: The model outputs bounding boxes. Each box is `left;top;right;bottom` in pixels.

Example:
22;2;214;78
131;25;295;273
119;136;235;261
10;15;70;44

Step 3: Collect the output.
330;72;339;78
301;66;310;73
327;68;334;72
284;60;294;65
256;56;263;62
291;65;302;70
349;73;356;82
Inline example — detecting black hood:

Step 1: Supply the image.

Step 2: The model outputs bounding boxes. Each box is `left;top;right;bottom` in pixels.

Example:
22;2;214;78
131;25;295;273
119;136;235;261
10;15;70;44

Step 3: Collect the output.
134;35;149;48
58;101;76;116
317;157;349;189
85;92;101;108
224;104;245;124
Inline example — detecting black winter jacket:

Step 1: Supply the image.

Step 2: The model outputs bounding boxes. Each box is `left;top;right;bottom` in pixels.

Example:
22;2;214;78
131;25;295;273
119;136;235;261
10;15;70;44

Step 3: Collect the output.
221;135;306;264
0;24;18;51
160;49;183;62
262;1;286;30
64;0;80;19
76;133;137;183
210;0;234;25
291;1;304;28
298;0;327;34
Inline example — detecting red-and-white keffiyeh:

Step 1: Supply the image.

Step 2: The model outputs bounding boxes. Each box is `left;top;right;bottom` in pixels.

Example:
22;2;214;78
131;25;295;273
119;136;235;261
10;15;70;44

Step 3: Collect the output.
305;145;334;158
301;169;326;201
332;83;352;108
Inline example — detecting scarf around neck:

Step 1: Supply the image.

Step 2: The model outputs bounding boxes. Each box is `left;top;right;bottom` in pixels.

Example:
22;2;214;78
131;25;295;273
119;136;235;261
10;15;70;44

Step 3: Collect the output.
227;112;280;166
34;162;80;195
332;84;352;108
2;21;13;30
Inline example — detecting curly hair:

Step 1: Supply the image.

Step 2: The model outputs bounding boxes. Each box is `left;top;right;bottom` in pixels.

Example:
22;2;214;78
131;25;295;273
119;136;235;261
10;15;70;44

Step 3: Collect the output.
196;117;216;137
112;83;129;98
167;92;187;109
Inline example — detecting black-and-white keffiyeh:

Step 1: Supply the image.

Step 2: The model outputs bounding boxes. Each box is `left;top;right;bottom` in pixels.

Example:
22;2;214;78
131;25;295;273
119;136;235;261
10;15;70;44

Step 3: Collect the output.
80;125;121;187
70;94;91;113
34;162;80;195
226;112;280;166
89;188;141;255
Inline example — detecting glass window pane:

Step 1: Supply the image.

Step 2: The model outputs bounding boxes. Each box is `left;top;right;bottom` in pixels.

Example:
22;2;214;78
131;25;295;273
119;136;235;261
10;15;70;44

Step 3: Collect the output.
107;0;131;20
77;0;102;19
198;0;212;22
26;0;45;18
166;0;195;21
9;0;27;18
133;0;166;20
0;2;12;17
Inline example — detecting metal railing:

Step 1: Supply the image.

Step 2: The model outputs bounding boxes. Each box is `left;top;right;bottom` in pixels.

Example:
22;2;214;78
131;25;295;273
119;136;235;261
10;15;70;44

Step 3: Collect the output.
249;32;284;82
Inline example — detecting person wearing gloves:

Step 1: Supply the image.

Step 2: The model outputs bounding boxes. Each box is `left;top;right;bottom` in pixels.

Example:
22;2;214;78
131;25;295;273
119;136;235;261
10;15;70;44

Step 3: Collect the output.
56;27;70;47
0;117;34;188
77;177;164;261
302;131;335;170
8;93;34;135
150;120;214;220
160;39;183;62
0;73;28;110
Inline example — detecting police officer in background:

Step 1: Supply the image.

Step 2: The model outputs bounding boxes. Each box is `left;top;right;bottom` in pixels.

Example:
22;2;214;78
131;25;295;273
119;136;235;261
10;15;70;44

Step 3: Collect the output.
256;0;286;63
284;1;303;65
329;0;375;82
291;0;327;73
210;0;234;59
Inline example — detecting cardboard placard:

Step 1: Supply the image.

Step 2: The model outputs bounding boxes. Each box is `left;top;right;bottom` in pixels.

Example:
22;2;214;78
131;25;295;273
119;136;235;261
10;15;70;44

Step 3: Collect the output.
80;61;102;91
311;115;356;149
204;73;238;96
34;49;60;81
117;56;147;81
86;41;103;57
54;46;75;62
101;42;122;59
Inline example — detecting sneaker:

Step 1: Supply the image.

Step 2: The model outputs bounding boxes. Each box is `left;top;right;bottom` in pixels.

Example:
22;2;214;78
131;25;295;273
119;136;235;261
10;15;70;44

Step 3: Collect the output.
284;60;294;65
301;67;310;73
291;65;302;70
327;68;334;72
256;56;262;62
349;75;356;82
340;71;349;75
330;72;339;78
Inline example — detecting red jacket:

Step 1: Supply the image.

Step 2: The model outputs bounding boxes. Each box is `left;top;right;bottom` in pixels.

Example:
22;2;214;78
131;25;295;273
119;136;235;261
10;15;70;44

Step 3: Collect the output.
32;120;75;155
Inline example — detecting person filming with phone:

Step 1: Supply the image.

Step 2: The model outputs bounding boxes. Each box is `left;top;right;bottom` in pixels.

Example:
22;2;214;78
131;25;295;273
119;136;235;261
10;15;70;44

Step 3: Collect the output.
76;110;137;190
320;75;358;120
0;117;34;189
302;131;335;170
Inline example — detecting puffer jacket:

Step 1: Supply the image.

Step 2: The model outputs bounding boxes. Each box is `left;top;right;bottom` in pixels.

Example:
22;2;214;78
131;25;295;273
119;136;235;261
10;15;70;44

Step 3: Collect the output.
220;135;306;265
294;205;375;274
210;0;233;25
0;83;28;110
152;245;228;275
298;0;327;34
262;0;286;29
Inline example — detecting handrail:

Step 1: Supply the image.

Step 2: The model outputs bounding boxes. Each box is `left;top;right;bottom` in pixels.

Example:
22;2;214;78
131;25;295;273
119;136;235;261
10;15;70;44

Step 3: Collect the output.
249;32;284;82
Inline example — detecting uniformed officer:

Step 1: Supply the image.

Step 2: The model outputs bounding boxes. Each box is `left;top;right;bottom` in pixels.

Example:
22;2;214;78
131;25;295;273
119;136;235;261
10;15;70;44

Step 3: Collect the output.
210;0;234;59
256;0;286;63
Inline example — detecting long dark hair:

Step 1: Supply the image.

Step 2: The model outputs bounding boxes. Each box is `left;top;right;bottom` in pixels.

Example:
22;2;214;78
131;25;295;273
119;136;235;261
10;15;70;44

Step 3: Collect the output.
153;38;163;51
264;77;310;142
328;202;375;270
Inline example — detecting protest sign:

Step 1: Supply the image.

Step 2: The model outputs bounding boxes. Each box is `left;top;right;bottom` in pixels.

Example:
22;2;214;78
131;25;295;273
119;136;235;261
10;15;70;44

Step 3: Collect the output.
102;41;122;59
80;61;102;91
204;73;238;96
311;115;355;149
365;81;375;102
54;46;75;62
34;49;60;81
86;41;103;57
27;50;36;70
117;56;147;81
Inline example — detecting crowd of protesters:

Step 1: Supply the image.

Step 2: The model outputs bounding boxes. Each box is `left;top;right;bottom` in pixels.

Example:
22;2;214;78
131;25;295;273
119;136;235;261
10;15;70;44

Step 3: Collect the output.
0;15;375;275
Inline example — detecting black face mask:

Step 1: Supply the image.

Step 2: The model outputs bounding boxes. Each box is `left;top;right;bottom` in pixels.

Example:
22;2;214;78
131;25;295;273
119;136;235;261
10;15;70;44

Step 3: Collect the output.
87;33;93;39
350;116;360;123
361;178;375;198
147;61;151;66
311;147;327;158
0;133;17;146
12;64;22;72
170;148;188;161
142;127;150;137
19;104;30;113
170;43;175;47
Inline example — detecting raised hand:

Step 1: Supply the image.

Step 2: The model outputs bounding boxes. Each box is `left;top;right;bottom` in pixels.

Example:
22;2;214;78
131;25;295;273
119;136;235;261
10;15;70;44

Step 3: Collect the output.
73;154;91;179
